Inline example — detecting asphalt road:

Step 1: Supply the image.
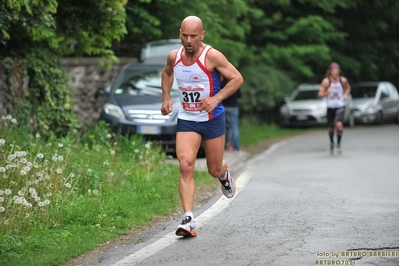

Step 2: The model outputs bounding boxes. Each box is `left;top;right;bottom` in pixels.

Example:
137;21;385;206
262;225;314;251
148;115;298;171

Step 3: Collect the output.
86;124;399;266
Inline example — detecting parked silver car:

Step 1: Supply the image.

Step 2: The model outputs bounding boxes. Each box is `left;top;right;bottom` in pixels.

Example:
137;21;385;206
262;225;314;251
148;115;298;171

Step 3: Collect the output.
279;84;354;127
99;63;180;154
351;81;399;124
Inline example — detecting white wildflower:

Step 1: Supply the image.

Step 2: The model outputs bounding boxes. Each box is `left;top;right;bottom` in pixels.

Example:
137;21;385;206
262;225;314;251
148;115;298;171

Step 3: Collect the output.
47;192;52;197
0;190;3;195
20;158;27;164
37;153;44;159
5;189;11;195
34;197;40;202
145;142;151;149
6;115;12;120
0;197;4;202
103;161;109;166
0;167;6;173
58;155;64;161
35;133;41;139
65;183;72;189
110;150;116;155
0;206;5;212
38;202;45;207
2;174;7;179
44;199;50;205
52;156;58;161
58;143;63;148
56;168;63;174
11;118;17;124
4;220;9;225
106;134;112;139
20;170;27;176
25;203;32;208
29;187;36;194
68;173;75;178
45;174;50;180
15;197;22;204
17;190;24;196
26;162;32;167
25;213;30;218
34;180;39;185
0;139;5;146
87;169;92;173
134;149;139;153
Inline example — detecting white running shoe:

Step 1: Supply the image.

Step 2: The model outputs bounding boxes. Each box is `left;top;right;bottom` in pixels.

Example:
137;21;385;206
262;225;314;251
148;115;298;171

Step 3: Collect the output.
219;169;236;198
175;216;197;237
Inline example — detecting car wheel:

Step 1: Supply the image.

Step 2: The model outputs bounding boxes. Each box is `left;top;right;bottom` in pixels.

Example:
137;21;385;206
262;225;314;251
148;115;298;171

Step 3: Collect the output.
375;111;383;125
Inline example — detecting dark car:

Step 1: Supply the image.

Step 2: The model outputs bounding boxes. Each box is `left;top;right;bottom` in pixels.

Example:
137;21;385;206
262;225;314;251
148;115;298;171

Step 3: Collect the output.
99;63;180;153
351;81;399;124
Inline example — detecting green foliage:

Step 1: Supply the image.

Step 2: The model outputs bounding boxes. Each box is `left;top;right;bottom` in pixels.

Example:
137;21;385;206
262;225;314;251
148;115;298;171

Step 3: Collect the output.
239;64;294;122
1;50;79;138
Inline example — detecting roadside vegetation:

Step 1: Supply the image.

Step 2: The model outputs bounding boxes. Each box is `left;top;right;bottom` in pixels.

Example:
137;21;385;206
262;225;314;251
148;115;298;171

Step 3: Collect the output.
0;116;309;266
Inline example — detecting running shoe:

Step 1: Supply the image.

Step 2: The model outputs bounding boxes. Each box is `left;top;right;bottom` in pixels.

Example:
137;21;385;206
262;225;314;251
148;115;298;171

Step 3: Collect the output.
336;145;342;154
330;144;334;155
175;216;197;237
219;169;236;198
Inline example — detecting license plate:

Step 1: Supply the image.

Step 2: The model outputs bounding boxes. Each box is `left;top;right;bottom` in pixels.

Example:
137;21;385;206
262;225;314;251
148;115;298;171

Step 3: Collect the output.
296;115;308;121
137;125;161;135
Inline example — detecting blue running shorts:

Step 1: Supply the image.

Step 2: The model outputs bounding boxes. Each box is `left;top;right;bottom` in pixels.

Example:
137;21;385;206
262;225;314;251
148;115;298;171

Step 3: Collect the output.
177;113;226;140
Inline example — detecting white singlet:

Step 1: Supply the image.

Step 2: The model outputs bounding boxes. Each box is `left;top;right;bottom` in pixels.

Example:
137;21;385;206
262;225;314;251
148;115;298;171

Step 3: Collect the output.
173;45;224;122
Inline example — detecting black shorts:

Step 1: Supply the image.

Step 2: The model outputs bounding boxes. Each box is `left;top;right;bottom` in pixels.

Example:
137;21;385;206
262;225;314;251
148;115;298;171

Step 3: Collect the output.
327;107;345;127
177;113;226;140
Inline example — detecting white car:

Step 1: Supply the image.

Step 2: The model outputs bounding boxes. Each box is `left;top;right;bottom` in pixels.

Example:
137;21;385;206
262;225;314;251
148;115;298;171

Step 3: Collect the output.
351;81;399;124
279;84;355;127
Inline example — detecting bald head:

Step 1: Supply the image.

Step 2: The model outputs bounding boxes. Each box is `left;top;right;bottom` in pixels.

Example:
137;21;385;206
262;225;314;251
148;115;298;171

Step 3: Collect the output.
181;16;203;31
179;16;205;55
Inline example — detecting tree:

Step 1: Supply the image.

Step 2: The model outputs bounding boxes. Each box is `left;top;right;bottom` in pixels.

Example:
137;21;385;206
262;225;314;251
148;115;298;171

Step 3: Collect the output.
0;0;128;137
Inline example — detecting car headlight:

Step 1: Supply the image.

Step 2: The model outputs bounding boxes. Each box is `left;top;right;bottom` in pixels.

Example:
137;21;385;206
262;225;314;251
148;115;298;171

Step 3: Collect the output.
103;103;126;119
366;105;376;114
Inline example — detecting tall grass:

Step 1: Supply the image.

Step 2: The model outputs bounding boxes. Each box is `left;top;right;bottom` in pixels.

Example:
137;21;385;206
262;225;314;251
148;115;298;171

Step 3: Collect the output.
0;115;210;266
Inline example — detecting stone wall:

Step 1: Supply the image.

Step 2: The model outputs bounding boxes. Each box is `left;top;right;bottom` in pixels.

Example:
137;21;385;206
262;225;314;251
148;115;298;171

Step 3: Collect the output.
61;57;137;125
0;57;137;125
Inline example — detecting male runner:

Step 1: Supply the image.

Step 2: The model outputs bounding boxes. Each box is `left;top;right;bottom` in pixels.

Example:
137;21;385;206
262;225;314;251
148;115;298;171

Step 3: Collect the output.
161;15;244;237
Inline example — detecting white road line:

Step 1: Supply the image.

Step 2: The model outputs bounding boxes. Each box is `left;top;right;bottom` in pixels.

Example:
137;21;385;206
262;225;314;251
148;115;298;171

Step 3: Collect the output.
113;140;290;266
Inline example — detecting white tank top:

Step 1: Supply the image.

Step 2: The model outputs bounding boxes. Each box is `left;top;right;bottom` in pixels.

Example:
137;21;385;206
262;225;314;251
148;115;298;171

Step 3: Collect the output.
173;45;224;122
327;78;345;108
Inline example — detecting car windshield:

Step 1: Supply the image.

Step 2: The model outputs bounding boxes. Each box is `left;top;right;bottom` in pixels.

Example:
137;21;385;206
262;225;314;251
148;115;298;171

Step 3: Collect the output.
290;89;320;101
351;85;378;99
113;69;178;96
141;40;181;61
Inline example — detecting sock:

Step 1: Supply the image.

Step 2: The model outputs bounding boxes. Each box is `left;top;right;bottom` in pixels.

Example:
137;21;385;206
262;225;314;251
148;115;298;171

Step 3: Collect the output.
329;130;334;145
184;212;194;220
218;170;228;181
337;130;343;145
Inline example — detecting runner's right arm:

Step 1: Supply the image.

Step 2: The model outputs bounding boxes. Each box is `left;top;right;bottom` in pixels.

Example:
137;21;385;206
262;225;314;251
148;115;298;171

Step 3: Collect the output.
161;50;177;116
